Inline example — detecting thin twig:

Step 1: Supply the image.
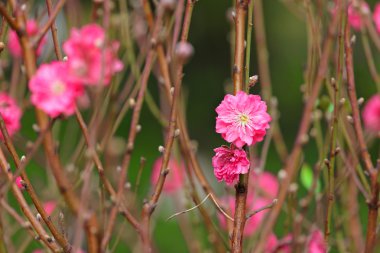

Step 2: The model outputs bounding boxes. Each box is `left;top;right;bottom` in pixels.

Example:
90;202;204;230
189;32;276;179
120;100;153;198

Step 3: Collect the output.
246;199;277;219
166;194;211;221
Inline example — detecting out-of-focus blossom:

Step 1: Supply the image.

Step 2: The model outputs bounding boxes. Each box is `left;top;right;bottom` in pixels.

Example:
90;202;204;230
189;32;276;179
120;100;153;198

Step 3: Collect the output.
348;1;370;31
15;176;24;189
43;201;57;216
63;24;123;85
276;234;293;253
212;145;250;185
218;196;270;236
265;233;279;252
8;19;46;58
0;92;22;139
307;229;327;253
362;94;380;133
151;157;184;193
215;91;271;148
374;3;380;33
250;171;279;199
29;61;83;118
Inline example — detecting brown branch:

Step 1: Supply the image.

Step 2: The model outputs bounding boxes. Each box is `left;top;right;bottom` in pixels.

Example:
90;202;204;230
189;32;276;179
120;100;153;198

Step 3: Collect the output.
253;0;288;162
74;107;142;252
0;3;18;31
0;149;60;252
32;0;66;48
344;14;377;253
253;2;342;252
9;2;101;251
230;1;250;252
140;1;227;252
0;116;71;252
45;0;63;60
140;10;188;251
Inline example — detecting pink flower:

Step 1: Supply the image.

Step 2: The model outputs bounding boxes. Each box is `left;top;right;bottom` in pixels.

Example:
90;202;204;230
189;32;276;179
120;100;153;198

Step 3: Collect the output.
374;3;380;33
8;19;46;58
215;91;271;148
151;157;184;193
250;171;279;199
265;234;278;253
15;176;24;189
348;2;370;31
276;234;293;253
218;196;270;236
0;93;22;139
63;24;123;85
362;94;380;133
212;146;250;185
43;201;57;216
29;61;83;118
307;229;327;253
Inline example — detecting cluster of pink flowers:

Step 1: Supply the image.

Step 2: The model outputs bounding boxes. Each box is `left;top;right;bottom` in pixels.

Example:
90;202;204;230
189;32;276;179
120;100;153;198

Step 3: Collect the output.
212;91;271;184
27;23;123;118
362;94;380;133
343;1;380;32
150;157;184;193
0;93;22;139
212;146;250;184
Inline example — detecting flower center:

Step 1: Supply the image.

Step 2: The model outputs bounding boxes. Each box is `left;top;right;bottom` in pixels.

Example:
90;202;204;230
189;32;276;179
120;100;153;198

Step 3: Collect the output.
238;113;250;126
51;81;66;95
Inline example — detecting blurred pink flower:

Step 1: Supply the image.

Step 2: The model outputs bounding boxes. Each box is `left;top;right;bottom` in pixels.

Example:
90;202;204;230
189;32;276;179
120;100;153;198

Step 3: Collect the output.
265;233;278;252
0;93;22;139
374;3;380;33
43;201;57;216
63;24;123;85
151;157;184;193
212;145;250;185
29;61;83;118
15;176;23;189
251;171;279;199
276;234;293;253
8;19;46;58
307;229;326;253
362;94;380;133
218;196;270;236
347;2;369;31
215;91;271;148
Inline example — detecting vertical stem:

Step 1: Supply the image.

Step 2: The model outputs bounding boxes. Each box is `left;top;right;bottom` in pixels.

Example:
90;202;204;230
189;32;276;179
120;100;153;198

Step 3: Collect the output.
231;1;249;252
0;209;7;253
344;8;378;253
253;0;288;162
324;10;345;245
45;0;63;60
232;0;248;93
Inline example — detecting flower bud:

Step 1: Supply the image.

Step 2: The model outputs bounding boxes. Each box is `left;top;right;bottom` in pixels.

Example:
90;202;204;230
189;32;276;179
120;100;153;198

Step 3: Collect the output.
175;42;194;64
162;0;176;11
